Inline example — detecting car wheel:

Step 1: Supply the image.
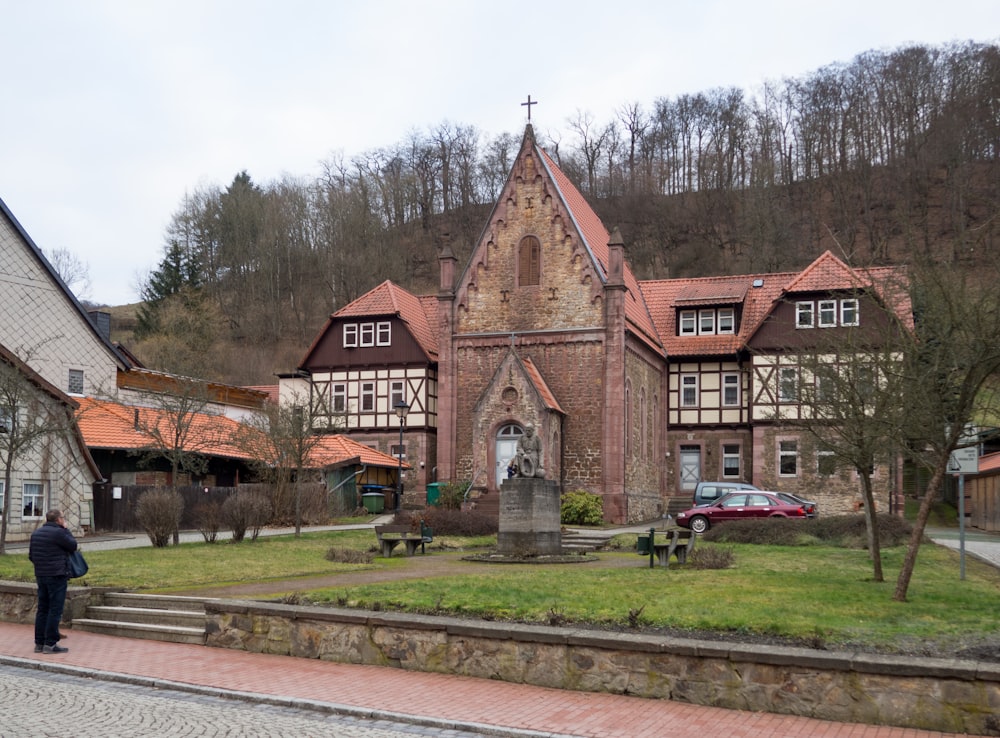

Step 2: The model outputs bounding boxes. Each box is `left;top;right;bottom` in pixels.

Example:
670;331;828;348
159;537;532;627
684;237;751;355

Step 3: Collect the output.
690;516;709;534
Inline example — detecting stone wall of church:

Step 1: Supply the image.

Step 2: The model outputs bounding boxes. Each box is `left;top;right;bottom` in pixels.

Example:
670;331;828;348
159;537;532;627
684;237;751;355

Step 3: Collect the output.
624;347;665;521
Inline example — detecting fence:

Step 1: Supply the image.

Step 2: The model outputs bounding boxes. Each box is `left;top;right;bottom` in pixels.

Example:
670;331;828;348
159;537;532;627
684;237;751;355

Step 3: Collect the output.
91;483;331;534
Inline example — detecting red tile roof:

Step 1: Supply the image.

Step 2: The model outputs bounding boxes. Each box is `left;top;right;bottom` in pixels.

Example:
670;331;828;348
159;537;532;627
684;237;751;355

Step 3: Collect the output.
641;273;791;357
77;397;405;471
522;357;565;414
306;435;411;470
76;396;255;461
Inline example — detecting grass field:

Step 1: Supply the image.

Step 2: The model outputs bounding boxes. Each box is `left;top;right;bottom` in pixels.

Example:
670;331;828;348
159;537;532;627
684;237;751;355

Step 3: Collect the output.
2;525;997;655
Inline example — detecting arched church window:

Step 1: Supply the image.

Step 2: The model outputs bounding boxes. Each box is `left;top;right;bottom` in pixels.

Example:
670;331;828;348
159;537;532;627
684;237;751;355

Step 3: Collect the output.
518;236;540;286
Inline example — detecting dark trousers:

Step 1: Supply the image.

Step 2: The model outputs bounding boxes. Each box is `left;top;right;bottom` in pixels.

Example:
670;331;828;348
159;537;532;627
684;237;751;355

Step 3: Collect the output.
34;576;68;646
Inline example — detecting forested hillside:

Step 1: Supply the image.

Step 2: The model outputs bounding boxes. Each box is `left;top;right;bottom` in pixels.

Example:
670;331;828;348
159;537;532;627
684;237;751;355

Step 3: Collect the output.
116;40;1000;386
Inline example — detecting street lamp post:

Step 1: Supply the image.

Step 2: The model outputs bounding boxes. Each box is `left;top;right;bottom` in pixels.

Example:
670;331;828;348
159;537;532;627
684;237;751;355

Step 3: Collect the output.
393;400;410;513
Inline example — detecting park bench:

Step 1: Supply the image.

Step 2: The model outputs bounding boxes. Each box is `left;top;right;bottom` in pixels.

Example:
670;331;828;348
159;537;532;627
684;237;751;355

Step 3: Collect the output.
374;523;433;557
636;528;696;568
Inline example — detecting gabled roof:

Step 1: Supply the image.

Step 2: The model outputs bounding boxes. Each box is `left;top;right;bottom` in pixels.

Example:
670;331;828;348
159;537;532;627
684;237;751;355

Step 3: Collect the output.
0;343;102;482
521;356;565;415
640;273;790;357
0;196;130;371
76;396;255;461
640;251;912;358
77;396;408;472
534;143;662;353
300;280;438;367
306;434;411;470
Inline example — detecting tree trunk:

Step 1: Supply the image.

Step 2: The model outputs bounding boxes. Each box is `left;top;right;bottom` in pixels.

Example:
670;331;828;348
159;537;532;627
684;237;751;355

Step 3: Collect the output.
894;461;946;601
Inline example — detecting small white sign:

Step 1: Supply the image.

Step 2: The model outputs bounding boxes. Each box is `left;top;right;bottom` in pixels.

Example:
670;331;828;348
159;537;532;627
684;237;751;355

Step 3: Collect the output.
948;445;979;475
112;486;123;500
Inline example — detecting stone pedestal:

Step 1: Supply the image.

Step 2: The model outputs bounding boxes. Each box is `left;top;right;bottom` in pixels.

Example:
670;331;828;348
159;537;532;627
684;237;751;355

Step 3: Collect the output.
497;478;562;556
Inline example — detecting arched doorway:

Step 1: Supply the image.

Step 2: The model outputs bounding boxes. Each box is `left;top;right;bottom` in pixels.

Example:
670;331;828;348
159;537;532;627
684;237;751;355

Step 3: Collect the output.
495;423;523;488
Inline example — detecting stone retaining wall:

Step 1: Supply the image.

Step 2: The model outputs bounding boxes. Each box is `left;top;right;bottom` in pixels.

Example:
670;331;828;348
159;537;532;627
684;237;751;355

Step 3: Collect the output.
204;599;1000;735
2;582;998;735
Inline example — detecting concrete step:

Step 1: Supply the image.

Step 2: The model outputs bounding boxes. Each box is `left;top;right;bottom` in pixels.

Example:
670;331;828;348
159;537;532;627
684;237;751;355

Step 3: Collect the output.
71;592;209;645
82;605;206;629
71;618;205;645
101;592;212;611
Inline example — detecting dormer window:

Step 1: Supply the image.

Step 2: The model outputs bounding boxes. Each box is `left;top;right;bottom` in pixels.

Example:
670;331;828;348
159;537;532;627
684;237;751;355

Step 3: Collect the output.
841;299;859;326
343;321;392;348
718;308;735;334
678;306;738;336
796;299;860;329
796;302;814;328
818;300;837;327
679;311;696;335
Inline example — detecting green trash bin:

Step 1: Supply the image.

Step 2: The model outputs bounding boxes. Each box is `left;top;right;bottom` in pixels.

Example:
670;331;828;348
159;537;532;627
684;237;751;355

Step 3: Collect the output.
362;492;385;514
636;534;651;555
426;483;442;506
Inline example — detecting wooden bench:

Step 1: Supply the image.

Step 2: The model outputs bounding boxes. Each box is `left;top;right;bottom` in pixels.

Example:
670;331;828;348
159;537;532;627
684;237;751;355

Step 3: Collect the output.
374;523;433;557
637;529;696;568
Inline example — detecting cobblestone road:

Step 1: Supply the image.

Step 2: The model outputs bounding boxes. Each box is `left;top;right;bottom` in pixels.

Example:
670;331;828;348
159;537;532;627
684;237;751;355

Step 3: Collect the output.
0;665;499;738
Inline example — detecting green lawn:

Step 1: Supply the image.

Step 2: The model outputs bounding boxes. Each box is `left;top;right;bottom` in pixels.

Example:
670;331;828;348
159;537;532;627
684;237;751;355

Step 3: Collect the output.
2;530;997;653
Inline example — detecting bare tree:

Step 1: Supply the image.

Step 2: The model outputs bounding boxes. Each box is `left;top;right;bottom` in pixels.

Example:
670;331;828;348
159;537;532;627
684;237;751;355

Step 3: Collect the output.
891;259;1000;601
0;347;78;554
236;393;326;537
44;247;92;301
130;381;221;543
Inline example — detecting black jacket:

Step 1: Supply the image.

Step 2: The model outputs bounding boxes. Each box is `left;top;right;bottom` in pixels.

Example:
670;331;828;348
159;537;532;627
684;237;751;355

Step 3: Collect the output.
28;522;78;578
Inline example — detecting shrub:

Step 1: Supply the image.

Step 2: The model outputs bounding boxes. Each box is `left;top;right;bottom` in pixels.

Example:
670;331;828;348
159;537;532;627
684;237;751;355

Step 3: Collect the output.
436;481;469;510
194;501;223;543
688;545;735;569
325;546;374;564
396;508;498;536
560;490;604;525
222;491;273;543
703;514;913;548
135;487;184;548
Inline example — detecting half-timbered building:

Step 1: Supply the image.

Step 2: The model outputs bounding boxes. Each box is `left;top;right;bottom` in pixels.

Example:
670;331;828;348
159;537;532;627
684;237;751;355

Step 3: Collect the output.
284;124;911;523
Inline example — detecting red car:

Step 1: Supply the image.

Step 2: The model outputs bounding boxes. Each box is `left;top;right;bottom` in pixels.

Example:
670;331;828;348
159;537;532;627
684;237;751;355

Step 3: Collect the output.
675;492;810;534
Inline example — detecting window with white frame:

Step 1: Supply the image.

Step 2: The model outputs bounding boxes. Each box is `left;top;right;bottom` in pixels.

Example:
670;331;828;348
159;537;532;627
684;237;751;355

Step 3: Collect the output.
679;311;696;335
22;482;45;518
332;383;347;413
680;375;698;407
343;324;358;347
360;382;375;412
722;373;740;406
360;323;375;347
779;441;798;476
376;322;392;346
796;302;814;328
778;367;798;403
717;308;735;334
818;300;837;327
698;310;715;334
68;369;84;395
841;299;859;326
722;444;741;478
390;380;405;409
0;407;11;433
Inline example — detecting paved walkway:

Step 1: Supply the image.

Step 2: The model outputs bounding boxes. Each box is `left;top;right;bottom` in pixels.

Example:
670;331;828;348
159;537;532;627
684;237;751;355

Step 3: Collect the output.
2;520;995;736
0;622;985;737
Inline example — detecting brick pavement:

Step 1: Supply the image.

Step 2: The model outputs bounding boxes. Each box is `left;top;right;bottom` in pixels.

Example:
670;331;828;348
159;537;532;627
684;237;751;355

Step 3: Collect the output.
0;621;987;738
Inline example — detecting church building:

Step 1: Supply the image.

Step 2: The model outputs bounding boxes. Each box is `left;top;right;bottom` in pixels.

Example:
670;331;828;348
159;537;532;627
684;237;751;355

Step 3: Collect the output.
282;123;909;523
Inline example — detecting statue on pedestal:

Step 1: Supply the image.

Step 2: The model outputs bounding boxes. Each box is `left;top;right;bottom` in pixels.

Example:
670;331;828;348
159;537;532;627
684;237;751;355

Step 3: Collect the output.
511;422;544;479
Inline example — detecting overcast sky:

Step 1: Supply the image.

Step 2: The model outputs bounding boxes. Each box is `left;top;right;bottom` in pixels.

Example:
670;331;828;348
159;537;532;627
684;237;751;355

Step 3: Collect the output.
2;0;997;307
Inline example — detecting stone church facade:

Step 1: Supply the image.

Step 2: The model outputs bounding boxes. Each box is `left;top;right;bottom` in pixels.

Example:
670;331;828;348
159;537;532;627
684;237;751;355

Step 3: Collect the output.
286;124;910;524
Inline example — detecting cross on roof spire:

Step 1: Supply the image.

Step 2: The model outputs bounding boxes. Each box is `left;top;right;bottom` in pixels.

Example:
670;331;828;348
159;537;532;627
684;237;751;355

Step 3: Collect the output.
521;95;537;121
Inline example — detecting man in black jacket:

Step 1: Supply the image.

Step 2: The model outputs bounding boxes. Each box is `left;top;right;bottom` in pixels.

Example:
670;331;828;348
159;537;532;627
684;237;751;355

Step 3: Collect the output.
28;509;77;654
